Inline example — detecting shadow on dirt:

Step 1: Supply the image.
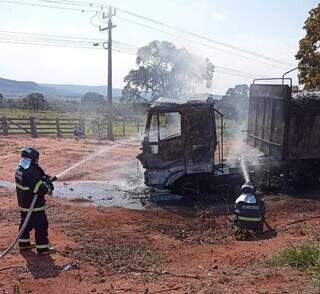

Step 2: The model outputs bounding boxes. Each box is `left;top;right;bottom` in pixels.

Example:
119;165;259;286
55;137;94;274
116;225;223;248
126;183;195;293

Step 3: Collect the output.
20;250;61;279
148;192;235;218
245;229;278;242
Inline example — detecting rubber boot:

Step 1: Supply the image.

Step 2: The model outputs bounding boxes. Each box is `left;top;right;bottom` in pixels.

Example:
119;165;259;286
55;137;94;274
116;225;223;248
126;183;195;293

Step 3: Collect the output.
37;245;56;255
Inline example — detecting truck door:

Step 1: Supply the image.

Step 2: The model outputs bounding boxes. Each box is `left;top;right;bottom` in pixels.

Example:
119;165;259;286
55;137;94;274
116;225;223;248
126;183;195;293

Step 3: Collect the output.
143;111;183;161
184;107;214;173
158;112;183;161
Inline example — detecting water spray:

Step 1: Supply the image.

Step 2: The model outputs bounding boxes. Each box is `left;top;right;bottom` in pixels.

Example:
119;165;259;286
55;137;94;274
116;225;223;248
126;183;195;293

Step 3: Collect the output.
56;138;138;180
56;144;118;180
240;156;250;183
0;139;140;259
0;146;115;259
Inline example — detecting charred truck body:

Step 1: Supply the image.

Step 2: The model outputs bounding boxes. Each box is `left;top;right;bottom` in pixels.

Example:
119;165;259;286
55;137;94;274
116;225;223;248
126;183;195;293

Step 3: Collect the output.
247;79;320;188
138;78;320;196
137;98;240;195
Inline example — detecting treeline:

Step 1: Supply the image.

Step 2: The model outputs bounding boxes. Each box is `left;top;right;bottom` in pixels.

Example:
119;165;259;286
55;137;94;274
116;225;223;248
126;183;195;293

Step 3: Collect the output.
0;84;249;121
215;84;249;121
0;91;148;118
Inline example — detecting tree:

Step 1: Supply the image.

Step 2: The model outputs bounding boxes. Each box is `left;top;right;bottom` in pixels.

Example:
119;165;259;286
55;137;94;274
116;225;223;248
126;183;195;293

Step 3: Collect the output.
23;93;48;112
296;3;320;90
0;93;3;108
216;84;249;120
122;40;215;102
81;92;106;113
81;92;106;105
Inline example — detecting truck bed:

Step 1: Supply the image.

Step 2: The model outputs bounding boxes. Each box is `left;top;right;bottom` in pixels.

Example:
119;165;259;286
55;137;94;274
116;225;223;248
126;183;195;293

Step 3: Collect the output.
247;84;320;161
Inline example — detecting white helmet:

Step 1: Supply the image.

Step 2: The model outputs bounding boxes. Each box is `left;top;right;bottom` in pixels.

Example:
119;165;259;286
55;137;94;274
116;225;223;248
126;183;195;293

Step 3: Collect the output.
241;182;255;194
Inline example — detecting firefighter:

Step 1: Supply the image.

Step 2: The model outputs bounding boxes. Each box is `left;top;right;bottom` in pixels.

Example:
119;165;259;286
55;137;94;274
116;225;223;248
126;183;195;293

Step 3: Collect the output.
15;147;55;255
231;182;266;240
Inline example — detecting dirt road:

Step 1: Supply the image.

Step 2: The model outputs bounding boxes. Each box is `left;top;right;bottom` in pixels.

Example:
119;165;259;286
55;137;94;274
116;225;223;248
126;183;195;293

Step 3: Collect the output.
0;136;319;293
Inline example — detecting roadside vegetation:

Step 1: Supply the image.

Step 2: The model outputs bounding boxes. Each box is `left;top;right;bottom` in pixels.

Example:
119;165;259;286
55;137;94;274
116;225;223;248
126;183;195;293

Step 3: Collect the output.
268;240;320;286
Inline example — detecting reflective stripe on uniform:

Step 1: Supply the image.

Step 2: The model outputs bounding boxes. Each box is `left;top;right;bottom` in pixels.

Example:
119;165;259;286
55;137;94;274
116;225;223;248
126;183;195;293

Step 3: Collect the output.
18;206;47;212
36;244;50;249
238;216;262;222
16;183;30;191
33;180;43;193
19;239;31;243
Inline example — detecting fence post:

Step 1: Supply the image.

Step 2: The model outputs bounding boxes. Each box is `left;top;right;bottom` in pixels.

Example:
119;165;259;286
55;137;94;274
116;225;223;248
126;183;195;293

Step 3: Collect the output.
122;118;125;136
1;117;8;136
137;120;140;133
97;123;101;144
29;117;37;138
80;119;85;136
56;118;61;137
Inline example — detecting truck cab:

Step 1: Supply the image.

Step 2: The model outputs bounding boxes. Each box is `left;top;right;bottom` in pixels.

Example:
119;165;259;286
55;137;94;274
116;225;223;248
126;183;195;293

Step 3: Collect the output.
137;97;224;191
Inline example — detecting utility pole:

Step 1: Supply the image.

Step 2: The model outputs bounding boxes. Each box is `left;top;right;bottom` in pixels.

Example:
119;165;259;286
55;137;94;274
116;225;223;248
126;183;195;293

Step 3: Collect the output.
100;6;116;140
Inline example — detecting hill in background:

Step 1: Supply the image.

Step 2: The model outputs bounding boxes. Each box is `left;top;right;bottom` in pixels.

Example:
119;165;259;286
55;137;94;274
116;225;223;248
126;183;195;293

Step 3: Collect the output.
0;77;122;99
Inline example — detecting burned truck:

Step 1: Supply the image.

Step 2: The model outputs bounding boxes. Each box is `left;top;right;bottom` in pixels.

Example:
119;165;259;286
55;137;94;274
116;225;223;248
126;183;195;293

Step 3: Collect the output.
247;79;320;188
137;97;240;195
138;78;320;195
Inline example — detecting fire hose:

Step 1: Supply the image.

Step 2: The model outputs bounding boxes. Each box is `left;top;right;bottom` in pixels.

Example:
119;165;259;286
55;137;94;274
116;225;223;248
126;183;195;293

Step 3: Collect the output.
0;176;57;259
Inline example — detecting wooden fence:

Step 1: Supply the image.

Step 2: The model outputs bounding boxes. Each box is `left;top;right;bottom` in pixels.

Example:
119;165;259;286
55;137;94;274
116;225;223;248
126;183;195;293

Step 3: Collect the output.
0;116;84;137
0;116;144;138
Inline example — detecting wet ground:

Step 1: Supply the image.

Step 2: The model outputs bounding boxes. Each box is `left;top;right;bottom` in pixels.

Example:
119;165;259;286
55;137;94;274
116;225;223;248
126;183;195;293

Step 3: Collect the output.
1;136;320;293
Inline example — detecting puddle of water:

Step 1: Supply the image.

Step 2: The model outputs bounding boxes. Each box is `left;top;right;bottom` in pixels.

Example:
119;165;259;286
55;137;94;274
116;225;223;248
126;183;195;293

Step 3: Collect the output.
53;180;146;210
0;181;16;190
0;179;146;210
0;179;188;210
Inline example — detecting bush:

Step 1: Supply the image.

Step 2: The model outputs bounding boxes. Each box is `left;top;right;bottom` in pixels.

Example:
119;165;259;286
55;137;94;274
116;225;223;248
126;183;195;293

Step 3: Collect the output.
268;241;320;285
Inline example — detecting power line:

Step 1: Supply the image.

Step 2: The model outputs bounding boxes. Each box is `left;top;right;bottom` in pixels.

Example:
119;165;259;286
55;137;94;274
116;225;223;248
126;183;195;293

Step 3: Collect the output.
1;0;294;68
0;38;137;54
0;38;257;78
215;66;261;78
0;31;269;78
36;0;104;8
115;6;293;67
0;31;138;51
0;0;98;12
115;15;288;71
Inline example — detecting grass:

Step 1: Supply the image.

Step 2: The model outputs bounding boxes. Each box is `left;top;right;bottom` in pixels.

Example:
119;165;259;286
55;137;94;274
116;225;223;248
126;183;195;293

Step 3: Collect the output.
0;108;142;137
0;108;87;119
268;241;320;286
0;108;241;138
152;219;231;245
64;240;166;274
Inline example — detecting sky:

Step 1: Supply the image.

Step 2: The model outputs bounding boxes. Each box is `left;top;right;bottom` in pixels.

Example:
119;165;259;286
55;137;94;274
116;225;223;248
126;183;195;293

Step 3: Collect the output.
0;0;318;95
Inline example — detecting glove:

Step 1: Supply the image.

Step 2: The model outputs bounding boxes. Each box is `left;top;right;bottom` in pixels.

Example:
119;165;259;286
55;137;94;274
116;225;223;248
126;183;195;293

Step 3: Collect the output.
47;180;54;192
43;176;54;191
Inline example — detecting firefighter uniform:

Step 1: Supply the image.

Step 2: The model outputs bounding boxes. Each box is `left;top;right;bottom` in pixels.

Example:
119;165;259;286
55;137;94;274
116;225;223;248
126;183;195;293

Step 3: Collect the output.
232;183;266;238
15;147;54;254
234;193;265;232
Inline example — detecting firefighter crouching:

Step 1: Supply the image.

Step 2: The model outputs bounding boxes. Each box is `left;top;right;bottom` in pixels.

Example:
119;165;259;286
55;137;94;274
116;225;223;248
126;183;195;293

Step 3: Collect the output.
15;147;55;255
231;182;266;240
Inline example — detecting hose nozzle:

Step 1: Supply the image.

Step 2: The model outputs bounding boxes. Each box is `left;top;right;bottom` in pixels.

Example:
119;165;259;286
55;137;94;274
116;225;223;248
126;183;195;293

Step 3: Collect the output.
50;176;58;182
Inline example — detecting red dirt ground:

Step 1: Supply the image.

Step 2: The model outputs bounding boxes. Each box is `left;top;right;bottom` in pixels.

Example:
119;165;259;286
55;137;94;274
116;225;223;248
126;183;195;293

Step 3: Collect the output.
0;136;320;293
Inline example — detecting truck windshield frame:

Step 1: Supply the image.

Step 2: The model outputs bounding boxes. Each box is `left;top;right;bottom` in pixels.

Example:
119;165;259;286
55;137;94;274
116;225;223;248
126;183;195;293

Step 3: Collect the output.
147;111;182;143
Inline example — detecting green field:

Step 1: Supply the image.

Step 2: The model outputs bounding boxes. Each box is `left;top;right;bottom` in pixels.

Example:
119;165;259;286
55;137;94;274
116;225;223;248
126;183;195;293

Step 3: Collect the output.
0;108;241;138
0;108;143;137
0;108;91;119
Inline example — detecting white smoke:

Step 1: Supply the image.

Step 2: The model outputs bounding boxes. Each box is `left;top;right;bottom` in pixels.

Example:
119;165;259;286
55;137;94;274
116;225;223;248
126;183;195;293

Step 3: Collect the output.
226;120;262;183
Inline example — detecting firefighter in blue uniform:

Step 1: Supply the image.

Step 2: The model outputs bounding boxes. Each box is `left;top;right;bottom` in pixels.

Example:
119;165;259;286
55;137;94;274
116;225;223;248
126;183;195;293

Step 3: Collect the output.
15;147;55;254
232;182;266;240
